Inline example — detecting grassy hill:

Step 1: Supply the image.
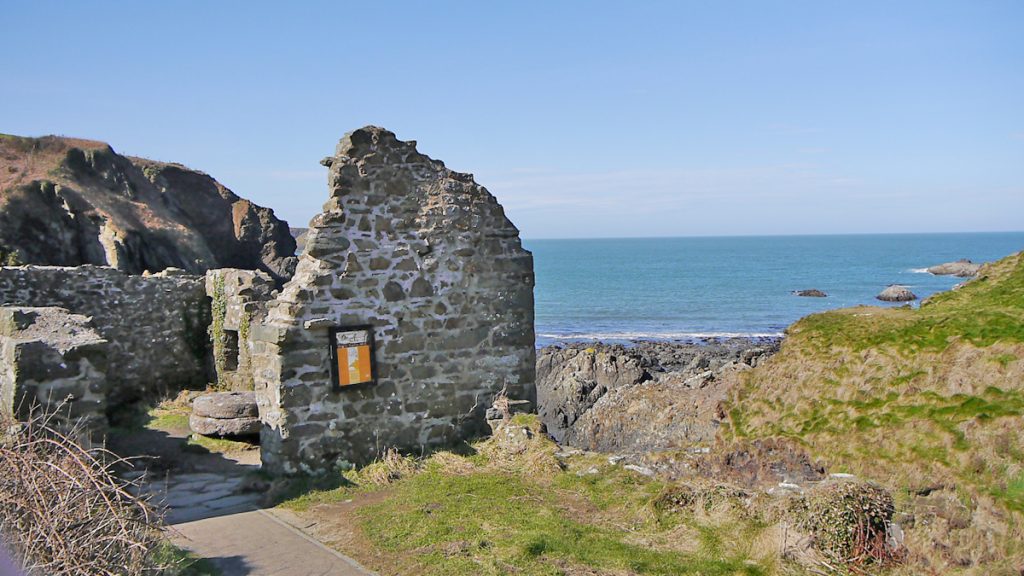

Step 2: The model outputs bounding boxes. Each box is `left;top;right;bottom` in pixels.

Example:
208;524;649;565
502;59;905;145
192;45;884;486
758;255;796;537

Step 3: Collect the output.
726;250;1024;574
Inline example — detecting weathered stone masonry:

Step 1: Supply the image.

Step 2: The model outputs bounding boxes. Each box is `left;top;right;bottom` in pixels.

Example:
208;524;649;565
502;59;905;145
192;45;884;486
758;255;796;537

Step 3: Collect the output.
252;127;536;474
0;265;211;411
206;268;276;391
1;306;108;439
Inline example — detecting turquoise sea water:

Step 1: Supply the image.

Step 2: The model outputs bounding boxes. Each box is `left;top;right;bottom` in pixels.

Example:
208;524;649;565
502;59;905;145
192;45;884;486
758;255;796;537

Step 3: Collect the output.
524;232;1024;346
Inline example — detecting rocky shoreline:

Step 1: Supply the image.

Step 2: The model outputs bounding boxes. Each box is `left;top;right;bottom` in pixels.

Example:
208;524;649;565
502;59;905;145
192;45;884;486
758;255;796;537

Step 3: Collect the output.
536;337;780;453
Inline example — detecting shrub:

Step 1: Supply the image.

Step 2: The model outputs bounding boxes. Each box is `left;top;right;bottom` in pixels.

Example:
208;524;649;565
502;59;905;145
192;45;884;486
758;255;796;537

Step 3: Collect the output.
792;480;903;567
0;415;162;575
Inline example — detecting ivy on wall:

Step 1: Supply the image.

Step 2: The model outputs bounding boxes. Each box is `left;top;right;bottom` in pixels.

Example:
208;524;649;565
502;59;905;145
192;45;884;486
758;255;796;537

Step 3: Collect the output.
209;274;229;388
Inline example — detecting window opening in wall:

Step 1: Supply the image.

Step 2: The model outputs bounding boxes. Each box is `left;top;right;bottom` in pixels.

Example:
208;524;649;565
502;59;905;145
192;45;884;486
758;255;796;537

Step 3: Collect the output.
223;329;240;371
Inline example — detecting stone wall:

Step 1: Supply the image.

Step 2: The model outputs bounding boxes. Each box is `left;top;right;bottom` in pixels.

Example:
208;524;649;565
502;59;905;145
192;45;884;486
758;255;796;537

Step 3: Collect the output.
206;268;276;390
0;306;108;440
0;265;211;410
252;127;536;475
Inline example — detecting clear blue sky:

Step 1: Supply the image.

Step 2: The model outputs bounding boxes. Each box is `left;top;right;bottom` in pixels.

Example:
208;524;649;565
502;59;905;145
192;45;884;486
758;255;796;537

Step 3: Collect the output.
2;1;1022;238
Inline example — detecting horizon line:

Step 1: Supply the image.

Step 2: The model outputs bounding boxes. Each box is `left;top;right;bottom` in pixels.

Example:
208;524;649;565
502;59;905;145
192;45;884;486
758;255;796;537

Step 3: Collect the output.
520;230;1024;242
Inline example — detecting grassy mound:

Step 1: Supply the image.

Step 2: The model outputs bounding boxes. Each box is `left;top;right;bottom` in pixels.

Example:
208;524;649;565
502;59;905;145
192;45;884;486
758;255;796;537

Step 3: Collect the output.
726;251;1024;573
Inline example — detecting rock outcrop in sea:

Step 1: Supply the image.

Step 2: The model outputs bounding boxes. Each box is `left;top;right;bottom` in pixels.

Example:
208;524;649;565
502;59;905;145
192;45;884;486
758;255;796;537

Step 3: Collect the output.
927;259;982;277
793;289;827;297
536;339;779;453
0;134;297;283
876;284;917;302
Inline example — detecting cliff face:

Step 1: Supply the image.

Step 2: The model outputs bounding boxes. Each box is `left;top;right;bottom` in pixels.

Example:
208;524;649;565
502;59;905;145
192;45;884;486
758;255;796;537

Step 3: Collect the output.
0;134;296;283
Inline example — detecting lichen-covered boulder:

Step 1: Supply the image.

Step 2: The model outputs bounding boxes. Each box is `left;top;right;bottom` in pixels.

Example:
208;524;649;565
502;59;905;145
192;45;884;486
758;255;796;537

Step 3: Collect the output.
927;259;981;277
876;285;917;302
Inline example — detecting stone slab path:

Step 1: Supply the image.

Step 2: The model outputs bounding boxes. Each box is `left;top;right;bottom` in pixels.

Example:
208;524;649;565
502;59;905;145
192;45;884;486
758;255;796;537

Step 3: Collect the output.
169;508;374;576
136;471;263;524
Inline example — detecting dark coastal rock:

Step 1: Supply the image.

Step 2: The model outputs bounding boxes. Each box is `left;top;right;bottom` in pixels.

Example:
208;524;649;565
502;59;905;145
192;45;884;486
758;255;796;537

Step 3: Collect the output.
876;285;917;302
927;259;982;277
794;289;827;297
694;438;827;486
0;134;296;284
536;338;780;452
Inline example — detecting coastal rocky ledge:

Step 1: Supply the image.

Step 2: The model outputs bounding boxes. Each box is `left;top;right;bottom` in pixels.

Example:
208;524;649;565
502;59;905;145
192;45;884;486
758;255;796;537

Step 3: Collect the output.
927;259;982;277
536;338;780;453
876;284;917;302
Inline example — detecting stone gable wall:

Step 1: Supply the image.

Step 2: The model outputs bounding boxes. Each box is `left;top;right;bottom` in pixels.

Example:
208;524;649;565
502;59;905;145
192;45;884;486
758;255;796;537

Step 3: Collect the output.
0;265;211;408
252;127;536;474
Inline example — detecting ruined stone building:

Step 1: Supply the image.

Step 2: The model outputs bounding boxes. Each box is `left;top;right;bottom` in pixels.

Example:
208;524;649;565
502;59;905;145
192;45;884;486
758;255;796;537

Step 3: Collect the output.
250;127;535;474
0;266;210;432
0;126;536;475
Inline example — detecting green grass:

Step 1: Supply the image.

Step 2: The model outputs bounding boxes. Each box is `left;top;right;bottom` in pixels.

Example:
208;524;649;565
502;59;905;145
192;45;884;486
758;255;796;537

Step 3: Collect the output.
790;252;1024;354
149;408;190;430
725;251;1024;571
274;474;356;512
184;433;255;454
149;542;222;575
277;417;783;575
1000;473;1024;513
356;468;765;576
993;352;1019;367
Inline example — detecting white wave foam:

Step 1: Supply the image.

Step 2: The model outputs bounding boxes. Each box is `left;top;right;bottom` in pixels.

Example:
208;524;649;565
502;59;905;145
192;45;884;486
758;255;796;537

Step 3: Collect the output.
907;268;932;274
537;331;784;341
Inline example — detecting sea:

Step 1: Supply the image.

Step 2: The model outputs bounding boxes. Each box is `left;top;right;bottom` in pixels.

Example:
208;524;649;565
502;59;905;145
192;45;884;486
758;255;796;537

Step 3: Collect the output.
524;232;1024;347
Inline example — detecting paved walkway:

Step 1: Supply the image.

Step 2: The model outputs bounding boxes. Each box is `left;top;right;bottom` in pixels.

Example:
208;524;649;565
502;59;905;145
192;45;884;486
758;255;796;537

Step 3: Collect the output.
120;429;374;576
135;470;374;575
169;507;374;576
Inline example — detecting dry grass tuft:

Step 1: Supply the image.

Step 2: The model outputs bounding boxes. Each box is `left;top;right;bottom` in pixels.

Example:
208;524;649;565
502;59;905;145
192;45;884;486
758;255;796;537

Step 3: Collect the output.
349;447;420;487
652;479;751;515
475;415;564;478
425;451;478;476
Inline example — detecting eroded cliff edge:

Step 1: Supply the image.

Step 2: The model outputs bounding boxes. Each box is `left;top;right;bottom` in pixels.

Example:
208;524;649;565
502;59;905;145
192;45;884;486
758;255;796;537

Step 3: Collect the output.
0;134;296;283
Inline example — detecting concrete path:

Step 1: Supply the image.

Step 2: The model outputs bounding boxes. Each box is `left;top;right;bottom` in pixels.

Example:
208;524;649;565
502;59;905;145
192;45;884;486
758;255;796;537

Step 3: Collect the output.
115;415;373;575
127;458;373;574
142;471;374;575
169;507;374;576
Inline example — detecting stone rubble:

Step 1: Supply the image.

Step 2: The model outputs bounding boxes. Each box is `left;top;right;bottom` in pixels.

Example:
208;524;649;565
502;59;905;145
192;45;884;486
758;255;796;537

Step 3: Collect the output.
0;306;108;439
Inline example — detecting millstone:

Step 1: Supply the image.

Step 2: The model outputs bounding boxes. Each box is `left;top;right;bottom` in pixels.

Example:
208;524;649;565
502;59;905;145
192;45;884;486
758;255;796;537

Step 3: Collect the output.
192;391;258;419
189;414;260;437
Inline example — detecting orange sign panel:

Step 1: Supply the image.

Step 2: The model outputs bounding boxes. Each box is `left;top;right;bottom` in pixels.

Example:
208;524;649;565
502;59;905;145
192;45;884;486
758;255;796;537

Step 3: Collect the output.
337;344;373;386
329;326;376;389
